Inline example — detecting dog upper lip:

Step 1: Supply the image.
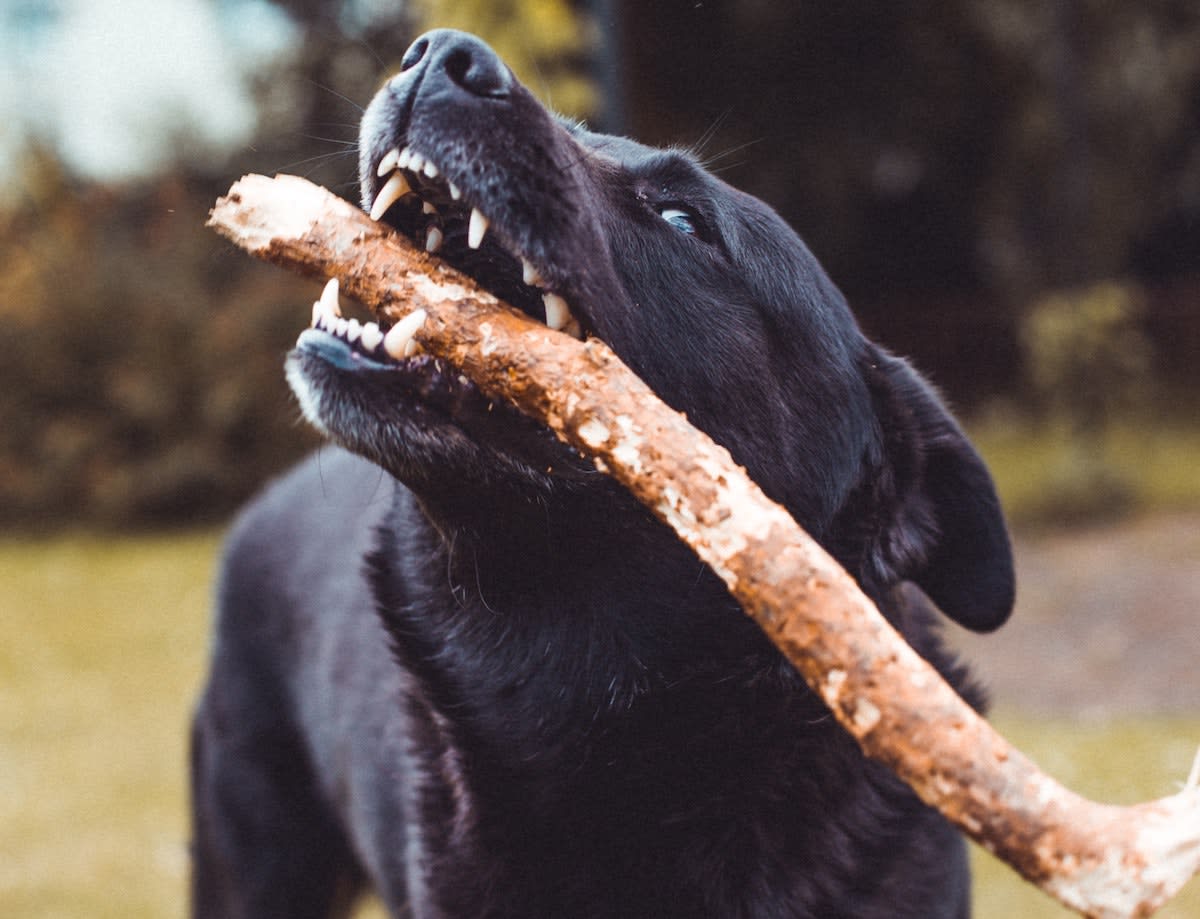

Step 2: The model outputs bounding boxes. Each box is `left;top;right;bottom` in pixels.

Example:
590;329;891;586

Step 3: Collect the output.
367;143;585;340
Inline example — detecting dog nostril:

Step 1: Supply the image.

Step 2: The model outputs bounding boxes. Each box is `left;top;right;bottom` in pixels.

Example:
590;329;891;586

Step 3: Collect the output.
442;45;510;98
400;37;428;72
405;31;513;99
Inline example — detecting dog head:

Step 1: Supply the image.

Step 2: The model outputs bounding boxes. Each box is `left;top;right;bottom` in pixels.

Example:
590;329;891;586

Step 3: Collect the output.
286;29;1013;632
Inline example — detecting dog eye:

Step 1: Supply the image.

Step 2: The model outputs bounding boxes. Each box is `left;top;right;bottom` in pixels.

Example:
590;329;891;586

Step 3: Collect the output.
659;207;698;236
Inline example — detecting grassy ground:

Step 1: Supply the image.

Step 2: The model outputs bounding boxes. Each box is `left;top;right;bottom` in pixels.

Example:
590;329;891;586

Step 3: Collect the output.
1;532;216;918
2;531;1198;918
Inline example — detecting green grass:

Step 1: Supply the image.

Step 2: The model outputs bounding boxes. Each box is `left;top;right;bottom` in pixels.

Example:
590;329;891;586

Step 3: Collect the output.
0;532;218;919
2;532;1197;917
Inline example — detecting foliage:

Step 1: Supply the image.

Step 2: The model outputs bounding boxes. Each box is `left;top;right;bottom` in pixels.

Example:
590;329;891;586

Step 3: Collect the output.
0;2;426;529
1022;281;1154;431
0;155;320;527
1002;281;1157;523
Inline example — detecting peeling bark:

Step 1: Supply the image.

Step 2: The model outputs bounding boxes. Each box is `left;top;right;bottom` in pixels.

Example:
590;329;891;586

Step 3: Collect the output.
209;174;1200;919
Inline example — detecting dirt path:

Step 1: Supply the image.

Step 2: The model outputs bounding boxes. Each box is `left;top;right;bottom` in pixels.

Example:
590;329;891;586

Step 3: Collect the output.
947;511;1200;717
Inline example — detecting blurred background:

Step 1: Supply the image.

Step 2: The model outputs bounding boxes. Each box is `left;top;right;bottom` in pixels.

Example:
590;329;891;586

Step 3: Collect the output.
1;0;1197;916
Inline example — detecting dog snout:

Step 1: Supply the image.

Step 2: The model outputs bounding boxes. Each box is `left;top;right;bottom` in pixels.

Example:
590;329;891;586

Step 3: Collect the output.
397;29;513;100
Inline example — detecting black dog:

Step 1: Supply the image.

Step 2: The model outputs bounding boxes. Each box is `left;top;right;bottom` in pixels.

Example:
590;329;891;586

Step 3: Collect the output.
191;30;1014;919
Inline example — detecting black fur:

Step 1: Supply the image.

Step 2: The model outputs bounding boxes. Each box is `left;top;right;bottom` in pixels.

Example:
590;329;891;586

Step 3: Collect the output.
191;30;1014;918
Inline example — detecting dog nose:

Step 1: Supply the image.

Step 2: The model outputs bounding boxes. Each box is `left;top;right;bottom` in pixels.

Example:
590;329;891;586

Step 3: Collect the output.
399;29;512;99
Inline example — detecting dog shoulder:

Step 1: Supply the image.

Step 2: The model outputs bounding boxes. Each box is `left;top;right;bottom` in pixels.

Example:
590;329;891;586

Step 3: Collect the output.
213;449;396;652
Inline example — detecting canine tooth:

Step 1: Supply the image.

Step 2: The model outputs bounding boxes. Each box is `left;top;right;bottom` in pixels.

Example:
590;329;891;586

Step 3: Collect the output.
370;171;411;221
522;258;544;287
449;182;462;201
376;147;400;177
422;201;438;215
310;300;321;328
383;309;428;360
422;160;439;179
397;146;412;170
318;277;342;322
468;208;489;249
542;292;573;331
359;321;384;352
425;226;444;253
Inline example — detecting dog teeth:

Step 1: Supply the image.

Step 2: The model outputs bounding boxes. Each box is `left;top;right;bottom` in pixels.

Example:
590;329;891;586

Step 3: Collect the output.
307;278;398;355
383;309;428;360
370;171;412;221
542;292;573;332
359;322;384;352
449;181;462;201
422;160;439;179
468;208;489;249
376;147;400;177
425;225;443;253
316;277;343;323
522;258;544;287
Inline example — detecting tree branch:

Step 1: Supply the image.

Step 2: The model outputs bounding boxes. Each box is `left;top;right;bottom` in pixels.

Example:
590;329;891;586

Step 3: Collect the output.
209;173;1200;919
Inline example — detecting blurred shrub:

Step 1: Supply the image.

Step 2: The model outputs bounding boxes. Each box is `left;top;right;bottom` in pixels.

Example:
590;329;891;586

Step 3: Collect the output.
1016;281;1154;523
0;158;318;529
1022;281;1153;431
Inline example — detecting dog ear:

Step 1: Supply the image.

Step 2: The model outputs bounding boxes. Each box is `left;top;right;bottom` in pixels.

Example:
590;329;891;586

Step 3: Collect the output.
863;347;1015;633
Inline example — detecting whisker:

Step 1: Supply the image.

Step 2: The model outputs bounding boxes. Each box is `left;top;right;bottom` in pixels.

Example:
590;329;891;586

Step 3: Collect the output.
700;138;765;175
306;79;366;114
687;109;733;159
295;133;360;148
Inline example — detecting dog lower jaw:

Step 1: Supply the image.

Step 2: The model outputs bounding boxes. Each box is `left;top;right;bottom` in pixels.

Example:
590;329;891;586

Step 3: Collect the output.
284;355;330;438
283;334;598;507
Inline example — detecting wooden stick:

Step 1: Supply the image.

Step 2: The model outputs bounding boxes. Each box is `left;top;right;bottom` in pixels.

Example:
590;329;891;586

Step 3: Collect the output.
209;173;1200;919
